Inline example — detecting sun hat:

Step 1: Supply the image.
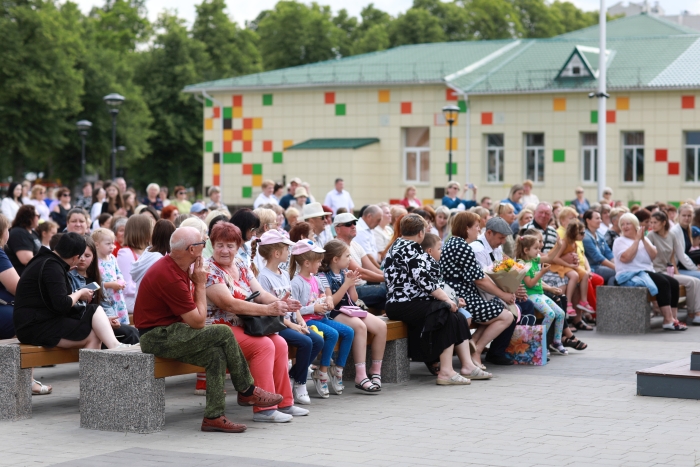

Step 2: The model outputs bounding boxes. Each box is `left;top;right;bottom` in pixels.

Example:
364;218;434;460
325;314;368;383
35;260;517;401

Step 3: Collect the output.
260;229;295;246
301;202;325;220
333;212;358;225
291;239;325;255
290;177;303;185
190;202;208;214
294;187;309;198
485;217;513;236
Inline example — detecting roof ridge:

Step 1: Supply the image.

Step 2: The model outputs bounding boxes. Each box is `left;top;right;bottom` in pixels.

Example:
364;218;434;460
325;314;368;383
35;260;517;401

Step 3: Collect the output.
640;12;700;34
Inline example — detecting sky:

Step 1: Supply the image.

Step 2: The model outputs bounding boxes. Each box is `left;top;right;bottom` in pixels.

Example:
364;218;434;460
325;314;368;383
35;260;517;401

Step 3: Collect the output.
69;0;700;27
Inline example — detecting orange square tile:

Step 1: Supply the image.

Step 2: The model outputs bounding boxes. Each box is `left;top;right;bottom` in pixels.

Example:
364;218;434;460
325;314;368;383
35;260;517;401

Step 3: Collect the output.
243;129;253;141
253;118;263;129
205;118;214;130
445;138;458;150
283;140;294;149
252;175;263;187
616;97;629;110
233;107;243;118
223;129;232;141
553;98;566;111
213;163;220;176
378;90;390;103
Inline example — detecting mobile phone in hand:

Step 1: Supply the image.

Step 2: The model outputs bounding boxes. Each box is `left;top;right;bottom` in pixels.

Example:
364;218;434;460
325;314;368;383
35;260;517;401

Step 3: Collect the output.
85;282;101;291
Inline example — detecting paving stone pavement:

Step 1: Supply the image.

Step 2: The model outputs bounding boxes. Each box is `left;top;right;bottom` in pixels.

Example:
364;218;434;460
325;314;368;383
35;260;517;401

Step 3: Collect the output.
1;327;699;467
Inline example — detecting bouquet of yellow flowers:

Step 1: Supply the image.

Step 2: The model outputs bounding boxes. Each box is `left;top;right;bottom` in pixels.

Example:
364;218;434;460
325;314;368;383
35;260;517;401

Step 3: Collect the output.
491;258;528;274
484;258;531;320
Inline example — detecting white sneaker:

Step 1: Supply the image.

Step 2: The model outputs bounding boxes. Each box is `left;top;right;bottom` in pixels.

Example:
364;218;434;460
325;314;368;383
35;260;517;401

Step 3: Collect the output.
311;369;329;398
252;410;293;423
278;405;309;417
329;365;344;395
293;382;311;405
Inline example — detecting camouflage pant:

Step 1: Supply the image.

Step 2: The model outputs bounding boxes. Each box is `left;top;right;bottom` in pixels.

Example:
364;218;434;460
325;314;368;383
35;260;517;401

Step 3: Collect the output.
140;323;254;419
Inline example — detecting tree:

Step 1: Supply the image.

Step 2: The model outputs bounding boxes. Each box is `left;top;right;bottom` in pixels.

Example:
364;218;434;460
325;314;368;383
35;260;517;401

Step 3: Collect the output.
512;0;564;38
389;8;446;47
88;0;151;53
551;1;601;34
332;9;359;57
413;0;471;41
464;0;523;40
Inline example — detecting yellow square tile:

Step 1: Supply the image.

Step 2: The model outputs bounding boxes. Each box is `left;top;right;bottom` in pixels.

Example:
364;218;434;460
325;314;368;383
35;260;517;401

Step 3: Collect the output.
233;107;243;118
252;175;263;187
378;90;390;103
617;96;629;110
445;138;458;150
205;118;213;130
283;140;294;149
553;98;566;111
253;117;263;129
243;129;253;141
223;130;233;142
213;163;220;176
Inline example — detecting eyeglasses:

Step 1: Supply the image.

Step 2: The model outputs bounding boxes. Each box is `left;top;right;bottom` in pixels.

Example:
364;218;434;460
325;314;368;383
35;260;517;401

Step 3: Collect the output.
188;242;206;249
61;193;71;197
177;191;186;195
338;221;357;227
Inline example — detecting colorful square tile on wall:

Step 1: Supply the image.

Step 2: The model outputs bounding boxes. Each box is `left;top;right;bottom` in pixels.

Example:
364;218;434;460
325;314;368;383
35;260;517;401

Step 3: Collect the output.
325;92;335;104
401;102;412;114
682;95;695;109
378;90;390;103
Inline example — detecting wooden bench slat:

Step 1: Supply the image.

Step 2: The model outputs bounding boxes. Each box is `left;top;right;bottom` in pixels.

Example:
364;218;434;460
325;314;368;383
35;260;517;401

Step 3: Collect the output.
21;348;79;368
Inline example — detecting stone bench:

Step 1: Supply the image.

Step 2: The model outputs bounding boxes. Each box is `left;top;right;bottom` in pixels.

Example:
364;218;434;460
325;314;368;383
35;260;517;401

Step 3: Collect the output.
596;286;651;334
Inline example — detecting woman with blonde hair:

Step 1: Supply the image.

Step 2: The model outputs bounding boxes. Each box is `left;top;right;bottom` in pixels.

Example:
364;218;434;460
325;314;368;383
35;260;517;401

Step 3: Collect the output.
434;206;451;241
400;186;422;209
470;206;489;234
28;185;50;221
495;203;516;257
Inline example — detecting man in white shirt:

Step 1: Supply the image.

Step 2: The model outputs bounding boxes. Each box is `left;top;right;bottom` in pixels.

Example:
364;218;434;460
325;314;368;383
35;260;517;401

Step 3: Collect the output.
354;205;382;263
323;178;354;215
253;180;279;209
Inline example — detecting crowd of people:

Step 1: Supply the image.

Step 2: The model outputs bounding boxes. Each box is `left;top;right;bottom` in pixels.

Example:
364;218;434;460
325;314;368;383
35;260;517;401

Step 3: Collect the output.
2;175;700;432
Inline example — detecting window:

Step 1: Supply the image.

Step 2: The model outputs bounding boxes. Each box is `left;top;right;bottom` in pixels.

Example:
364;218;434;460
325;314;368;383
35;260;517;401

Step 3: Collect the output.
525;133;544;183
581;132;597;183
685;132;700;183
486;134;504;182
403;127;430;183
622;132;644;183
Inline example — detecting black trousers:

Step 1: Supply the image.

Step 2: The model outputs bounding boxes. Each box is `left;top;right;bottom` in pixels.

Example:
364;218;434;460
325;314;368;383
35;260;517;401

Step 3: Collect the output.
646;271;679;308
113;324;140;345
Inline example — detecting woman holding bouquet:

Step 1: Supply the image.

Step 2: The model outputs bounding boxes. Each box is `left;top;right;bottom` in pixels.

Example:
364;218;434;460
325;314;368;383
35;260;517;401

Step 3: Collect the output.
440;212;516;369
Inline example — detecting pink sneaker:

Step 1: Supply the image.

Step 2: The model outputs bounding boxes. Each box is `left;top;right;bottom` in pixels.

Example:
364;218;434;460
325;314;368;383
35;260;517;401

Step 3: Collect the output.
576;301;595;313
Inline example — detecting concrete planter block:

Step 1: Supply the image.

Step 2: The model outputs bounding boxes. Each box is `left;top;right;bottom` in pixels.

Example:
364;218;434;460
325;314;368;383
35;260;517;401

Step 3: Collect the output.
597;286;651;335
0;344;32;421
80;349;165;433
343;338;410;384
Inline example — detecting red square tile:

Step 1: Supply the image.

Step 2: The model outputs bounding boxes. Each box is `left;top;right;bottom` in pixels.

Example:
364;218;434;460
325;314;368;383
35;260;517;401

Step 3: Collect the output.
401;102;412;114
233;95;243;107
325;92;335;104
223;141;232;152
668;162;680;175
233;130;242;141
481;112;493;125
213;175;220;186
682;95;695;109
263;140;273;152
213;107;220;118
606;110;616;123
243;118;253;129
242;163;253;175
243;141;252;152
446;88;458;101
655;149;668;162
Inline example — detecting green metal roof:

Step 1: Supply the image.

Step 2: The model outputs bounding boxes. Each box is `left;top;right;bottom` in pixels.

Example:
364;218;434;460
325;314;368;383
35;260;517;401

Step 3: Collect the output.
183;14;700;95
286;138;380;150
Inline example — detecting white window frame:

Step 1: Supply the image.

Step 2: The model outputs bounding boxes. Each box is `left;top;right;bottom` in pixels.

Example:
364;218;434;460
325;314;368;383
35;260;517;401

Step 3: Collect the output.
524;133;545;184
685;131;700;184
402;127;430;185
486;134;504;183
622;131;644;184
581;133;597;184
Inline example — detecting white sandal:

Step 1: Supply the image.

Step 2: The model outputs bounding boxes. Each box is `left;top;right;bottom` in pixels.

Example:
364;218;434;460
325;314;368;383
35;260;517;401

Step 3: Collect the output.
436;373;471;385
462;367;492;380
32;379;52;395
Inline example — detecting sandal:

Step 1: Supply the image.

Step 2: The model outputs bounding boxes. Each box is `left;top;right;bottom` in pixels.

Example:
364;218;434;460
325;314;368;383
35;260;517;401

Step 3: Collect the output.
573;320;594;331
563;336;587;350
32;379;52;396
462;367;492;380
355;378;381;393
566;305;577;317
369;374;382;389
424;361;440;376
436;373;470;385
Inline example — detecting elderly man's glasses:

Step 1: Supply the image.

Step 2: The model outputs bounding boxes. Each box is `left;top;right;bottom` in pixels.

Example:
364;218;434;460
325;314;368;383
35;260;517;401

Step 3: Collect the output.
188;242;206;249
339;221;357;227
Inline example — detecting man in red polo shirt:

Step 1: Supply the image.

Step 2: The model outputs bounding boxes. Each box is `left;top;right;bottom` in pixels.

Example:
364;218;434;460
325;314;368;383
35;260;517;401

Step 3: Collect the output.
134;226;284;433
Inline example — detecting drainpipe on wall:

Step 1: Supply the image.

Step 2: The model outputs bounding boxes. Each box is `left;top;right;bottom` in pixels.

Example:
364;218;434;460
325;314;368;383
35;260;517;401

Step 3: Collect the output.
445;83;469;189
201;90;224;202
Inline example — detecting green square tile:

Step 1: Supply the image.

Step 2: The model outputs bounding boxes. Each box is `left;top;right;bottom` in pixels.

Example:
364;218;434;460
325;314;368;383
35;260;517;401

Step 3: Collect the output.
445;162;457;175
668;201;681;208
223;107;232;119
458;100;467;113
590;110;598;124
223;152;242;164
564;200;572;206
205;141;213;152
262;94;273;106
205;99;213;108
553;149;565;162
335;104;346;116
628;200;641;208
252;163;263;175
242;187;253;198
273;152;283;164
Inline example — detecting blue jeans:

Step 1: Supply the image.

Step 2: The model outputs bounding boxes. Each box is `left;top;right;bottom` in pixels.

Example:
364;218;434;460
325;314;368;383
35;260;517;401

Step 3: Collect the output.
593;265;616;285
308;317;354;367
356;284;387;310
679;269;700;280
279;327;324;384
0;304;14;339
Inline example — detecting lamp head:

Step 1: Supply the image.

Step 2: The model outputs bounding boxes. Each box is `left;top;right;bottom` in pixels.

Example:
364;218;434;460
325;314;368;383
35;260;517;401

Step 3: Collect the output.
442;105;460;124
76;120;92;131
103;93;125;107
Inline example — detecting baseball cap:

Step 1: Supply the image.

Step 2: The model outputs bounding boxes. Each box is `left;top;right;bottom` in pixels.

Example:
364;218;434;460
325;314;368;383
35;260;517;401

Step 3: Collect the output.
692;226;700;238
291;239;325;255
190;202;208;214
485;217;513;236
333;213;358;225
260;229;294;246
302;202;325;220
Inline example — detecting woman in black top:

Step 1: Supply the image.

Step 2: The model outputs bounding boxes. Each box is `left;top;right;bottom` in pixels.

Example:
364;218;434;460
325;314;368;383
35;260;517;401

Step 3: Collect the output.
50;187;72;231
13;233;124;349
383;214;483;385
5;204;41;276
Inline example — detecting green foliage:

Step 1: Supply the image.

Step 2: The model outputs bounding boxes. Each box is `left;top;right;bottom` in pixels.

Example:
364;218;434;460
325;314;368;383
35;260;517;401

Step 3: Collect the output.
389;8;446;46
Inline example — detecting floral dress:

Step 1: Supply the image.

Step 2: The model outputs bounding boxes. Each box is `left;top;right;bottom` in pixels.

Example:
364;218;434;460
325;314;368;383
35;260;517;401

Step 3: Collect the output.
98;255;129;325
204;256;253;327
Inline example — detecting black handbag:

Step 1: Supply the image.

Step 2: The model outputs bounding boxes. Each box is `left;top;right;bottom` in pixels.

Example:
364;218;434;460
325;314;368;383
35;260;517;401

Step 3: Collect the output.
240;316;286;337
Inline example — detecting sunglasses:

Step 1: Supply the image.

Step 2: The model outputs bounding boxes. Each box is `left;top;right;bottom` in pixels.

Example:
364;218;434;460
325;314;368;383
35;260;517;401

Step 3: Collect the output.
61;193;71;197
177;191;186;195
338;221;357;227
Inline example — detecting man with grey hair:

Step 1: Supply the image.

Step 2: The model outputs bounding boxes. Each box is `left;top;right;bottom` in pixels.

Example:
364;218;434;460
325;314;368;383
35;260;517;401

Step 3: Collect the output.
355;205;382;263
135;227;285;433
114;177;127;195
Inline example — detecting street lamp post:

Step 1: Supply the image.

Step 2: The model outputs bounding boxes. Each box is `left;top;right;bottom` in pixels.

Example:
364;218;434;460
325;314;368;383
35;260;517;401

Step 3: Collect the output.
76;120;92;182
442;105;460;182
103;93;125;180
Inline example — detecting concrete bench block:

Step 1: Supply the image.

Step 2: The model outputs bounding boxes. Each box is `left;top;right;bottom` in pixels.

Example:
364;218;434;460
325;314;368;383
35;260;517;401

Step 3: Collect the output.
0;345;32;421
597;286;651;335
80;349;165;433
343;338;410;384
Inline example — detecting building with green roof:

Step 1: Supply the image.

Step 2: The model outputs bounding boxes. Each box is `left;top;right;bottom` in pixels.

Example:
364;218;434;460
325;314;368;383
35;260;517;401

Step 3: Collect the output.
184;13;700;208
